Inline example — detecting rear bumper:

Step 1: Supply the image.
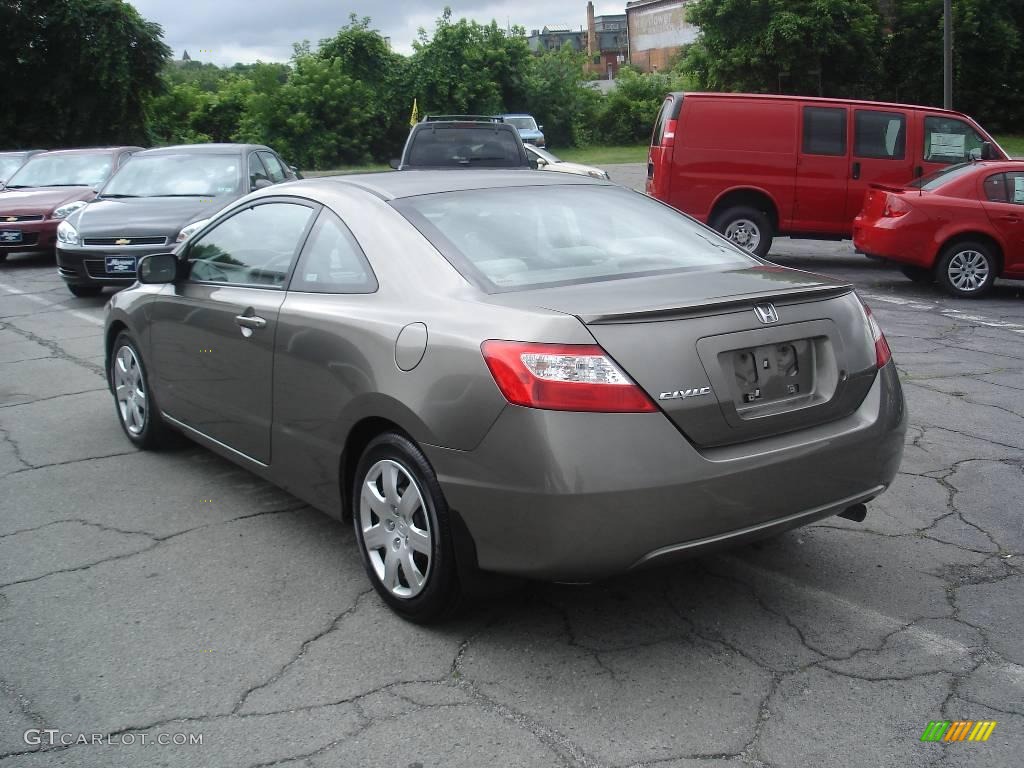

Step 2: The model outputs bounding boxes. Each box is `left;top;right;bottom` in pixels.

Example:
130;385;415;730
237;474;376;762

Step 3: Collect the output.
852;216;931;266
425;362;906;580
0;219;57;253
57;245;166;286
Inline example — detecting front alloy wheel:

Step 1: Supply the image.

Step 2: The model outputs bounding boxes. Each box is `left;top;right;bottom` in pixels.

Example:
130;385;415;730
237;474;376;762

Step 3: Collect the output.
109;332;173;449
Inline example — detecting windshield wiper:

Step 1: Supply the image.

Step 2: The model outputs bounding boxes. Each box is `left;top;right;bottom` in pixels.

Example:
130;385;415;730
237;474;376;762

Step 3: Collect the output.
160;193;218;198
100;194;139;198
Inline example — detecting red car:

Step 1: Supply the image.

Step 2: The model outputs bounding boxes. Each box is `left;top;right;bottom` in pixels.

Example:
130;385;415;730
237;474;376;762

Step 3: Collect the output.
853;161;1024;297
0;147;140;261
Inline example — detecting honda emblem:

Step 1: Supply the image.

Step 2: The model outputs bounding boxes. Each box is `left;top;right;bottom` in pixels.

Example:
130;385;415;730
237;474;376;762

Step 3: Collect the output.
753;303;779;324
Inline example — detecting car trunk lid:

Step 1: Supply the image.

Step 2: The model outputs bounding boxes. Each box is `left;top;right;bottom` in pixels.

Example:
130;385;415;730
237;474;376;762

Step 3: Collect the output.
490;266;877;447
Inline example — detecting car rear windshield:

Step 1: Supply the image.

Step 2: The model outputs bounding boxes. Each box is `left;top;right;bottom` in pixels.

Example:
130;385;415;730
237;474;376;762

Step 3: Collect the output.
6;154;112;188
102;154;240;197
908;162;978;191
395;185;755;292
406;127;524;167
504;116;538;131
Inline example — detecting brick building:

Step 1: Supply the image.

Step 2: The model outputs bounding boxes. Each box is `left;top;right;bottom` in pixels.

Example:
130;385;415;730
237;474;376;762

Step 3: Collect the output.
526;3;628;80
625;0;698;73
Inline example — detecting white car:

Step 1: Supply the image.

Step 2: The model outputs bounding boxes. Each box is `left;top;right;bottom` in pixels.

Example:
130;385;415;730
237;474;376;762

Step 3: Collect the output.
525;145;610;180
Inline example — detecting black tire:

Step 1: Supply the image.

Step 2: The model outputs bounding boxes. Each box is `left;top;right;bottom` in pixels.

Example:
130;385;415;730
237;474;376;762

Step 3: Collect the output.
711;205;774;258
109;332;174;450
899;265;933;284
0;253;7;263
934;240;997;298
352;432;462;623
68;284;102;298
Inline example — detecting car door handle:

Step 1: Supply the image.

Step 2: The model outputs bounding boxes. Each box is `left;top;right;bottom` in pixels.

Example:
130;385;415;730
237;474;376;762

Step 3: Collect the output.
997;214;1021;222
234;314;267;330
851;162;861;180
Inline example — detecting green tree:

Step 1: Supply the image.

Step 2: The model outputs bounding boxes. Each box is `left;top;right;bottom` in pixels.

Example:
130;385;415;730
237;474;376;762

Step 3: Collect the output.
525;44;601;147
0;0;170;146
884;0;1024;131
682;0;886;98
409;9;531;116
593;67;684;145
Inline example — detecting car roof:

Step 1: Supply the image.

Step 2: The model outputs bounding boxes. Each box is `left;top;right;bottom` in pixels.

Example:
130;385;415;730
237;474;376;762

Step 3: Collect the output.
308;169;609;200
136;143;268;157
673;92;982;121
0;149;45;156
33;147;142;157
501;113;533;118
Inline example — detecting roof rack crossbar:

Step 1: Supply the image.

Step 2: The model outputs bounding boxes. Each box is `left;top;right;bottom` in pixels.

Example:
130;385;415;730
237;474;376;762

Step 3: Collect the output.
421;114;504;123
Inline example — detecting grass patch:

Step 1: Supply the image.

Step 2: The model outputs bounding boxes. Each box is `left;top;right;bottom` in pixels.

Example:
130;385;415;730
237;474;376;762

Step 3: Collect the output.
996;135;1024;157
554;145;648;165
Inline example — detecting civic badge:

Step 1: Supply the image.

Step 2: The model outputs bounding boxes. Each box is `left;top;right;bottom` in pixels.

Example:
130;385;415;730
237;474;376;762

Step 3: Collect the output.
753;303;779;324
115;238;131;246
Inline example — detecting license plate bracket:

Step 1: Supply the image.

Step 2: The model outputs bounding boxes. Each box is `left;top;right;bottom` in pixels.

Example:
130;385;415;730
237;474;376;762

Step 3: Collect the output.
727;339;815;412
0;230;23;244
105;256;136;274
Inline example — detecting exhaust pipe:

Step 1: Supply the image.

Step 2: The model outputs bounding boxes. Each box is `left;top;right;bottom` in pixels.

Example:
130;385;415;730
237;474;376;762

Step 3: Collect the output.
838;503;867;523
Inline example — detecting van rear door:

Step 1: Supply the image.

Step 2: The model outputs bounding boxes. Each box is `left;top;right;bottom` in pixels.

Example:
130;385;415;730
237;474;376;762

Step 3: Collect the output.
646;95;681;200
843;108;916;226
793;104;850;235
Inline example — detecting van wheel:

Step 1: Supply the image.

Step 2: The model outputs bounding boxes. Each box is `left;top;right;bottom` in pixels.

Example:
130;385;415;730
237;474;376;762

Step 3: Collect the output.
712;206;774;258
935;241;996;298
353;432;463;623
899;265;933;284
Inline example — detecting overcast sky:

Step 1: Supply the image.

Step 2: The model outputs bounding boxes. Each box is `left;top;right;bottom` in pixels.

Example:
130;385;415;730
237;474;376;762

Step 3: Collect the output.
130;0;627;64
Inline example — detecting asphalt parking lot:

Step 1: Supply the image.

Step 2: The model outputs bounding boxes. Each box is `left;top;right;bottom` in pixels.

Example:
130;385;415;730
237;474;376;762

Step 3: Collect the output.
1;164;1023;768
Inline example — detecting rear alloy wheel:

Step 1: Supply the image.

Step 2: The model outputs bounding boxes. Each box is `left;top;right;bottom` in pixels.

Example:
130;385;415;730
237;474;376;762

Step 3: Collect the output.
935;242;997;298
712;206;774;258
110;332;173;449
353;432;461;623
899;265;933;284
68;284;102;298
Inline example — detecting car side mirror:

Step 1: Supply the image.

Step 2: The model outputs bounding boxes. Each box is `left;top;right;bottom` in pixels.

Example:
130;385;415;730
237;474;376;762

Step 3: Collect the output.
252;178;274;190
138;253;178;284
538;125;544;132
968;148;982;162
389;158;401;170
981;141;996;160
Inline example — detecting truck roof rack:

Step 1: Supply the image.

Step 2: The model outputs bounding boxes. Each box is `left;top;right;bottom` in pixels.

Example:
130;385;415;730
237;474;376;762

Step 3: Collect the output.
421;114;504;123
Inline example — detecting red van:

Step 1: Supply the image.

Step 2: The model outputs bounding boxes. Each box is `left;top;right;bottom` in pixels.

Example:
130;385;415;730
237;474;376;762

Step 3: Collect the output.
647;92;1006;257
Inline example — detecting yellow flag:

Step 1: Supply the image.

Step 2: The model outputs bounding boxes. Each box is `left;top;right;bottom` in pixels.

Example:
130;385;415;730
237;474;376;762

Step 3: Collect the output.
409;99;419;126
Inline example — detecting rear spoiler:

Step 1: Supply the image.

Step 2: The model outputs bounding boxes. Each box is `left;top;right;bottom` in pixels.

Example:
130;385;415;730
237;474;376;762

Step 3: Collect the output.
572;283;855;325
867;183;910;194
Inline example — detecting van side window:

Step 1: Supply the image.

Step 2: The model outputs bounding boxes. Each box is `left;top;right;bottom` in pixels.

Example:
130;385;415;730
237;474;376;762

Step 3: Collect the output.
854;111;906;160
924;116;986;164
652;101;668;145
802;107;846;156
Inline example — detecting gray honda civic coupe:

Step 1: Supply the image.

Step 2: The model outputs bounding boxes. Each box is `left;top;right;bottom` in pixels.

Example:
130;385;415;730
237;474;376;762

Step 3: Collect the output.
104;171;906;622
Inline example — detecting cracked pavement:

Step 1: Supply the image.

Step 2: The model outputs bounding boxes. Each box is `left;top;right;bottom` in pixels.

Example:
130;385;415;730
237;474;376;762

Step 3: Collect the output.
1;209;1022;766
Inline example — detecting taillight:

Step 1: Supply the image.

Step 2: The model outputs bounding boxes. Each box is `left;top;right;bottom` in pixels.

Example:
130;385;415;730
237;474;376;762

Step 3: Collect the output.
862;304;892;368
480;341;656;413
883;194;910;218
662;118;677;148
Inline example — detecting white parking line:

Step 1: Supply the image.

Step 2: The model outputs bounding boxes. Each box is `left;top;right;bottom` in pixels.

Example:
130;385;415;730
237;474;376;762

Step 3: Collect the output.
0;282;103;326
862;292;1024;334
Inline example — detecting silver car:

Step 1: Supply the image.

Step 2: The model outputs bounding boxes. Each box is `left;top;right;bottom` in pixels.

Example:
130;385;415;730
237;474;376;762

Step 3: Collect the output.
105;171;906;622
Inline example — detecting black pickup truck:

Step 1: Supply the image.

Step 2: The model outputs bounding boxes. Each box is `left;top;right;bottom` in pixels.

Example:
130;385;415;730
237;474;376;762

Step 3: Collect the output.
390;116;532;170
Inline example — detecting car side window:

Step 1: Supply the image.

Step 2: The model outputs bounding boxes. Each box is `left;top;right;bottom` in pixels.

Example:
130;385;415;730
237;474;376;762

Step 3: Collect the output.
924;116;986;164
258;151;287;183
802;107;846;156
187;202;315;289
249;154;270;188
854;110;906;160
289;210;377;294
983;173;1009;203
1005;172;1024;205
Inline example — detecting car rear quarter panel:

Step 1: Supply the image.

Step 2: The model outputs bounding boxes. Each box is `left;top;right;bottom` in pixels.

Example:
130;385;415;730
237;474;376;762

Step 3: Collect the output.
670;97;798;225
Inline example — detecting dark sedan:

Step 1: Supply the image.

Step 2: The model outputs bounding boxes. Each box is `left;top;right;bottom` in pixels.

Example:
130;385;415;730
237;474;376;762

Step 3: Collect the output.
105;171;906;622
0;148;139;261
0;150;45;184
57;144;297;297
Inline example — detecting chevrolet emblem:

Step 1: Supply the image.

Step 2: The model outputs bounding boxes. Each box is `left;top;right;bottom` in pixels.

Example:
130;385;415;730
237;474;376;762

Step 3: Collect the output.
4;217;16;222
115;238;131;246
